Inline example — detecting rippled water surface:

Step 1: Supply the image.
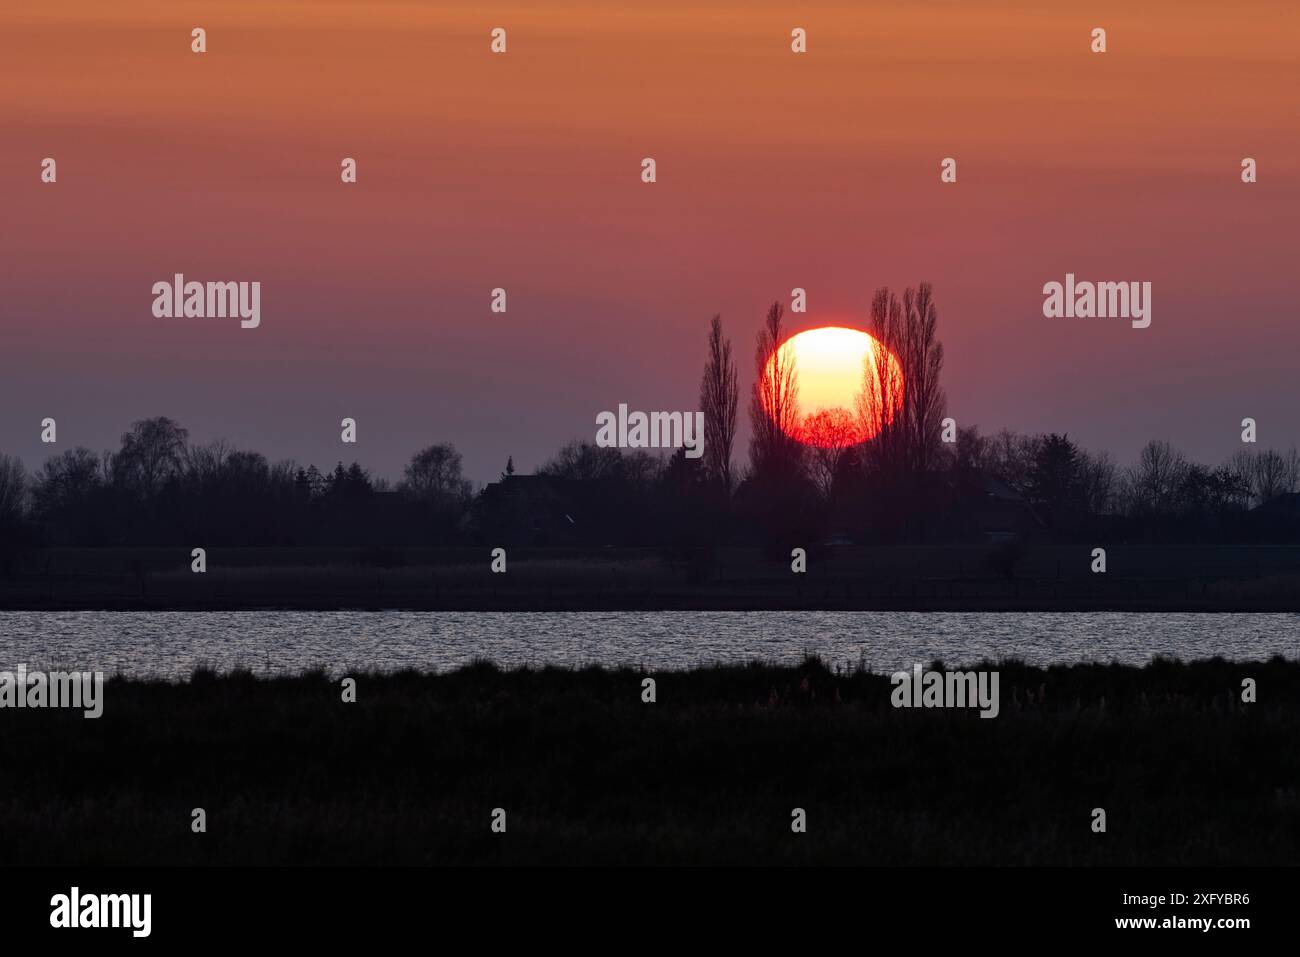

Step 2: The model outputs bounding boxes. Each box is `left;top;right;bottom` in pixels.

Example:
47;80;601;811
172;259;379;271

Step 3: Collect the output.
1;611;1297;678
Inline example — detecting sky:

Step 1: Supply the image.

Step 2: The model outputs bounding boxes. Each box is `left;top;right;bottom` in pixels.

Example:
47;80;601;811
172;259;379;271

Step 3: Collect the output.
1;0;1298;485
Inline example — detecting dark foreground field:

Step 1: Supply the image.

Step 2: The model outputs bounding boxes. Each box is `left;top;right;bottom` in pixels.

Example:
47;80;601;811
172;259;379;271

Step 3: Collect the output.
2;657;1298;866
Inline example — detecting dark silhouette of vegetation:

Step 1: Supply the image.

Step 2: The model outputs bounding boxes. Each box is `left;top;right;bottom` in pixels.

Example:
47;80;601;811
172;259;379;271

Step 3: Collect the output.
2;655;1296;865
699;314;739;495
747;301;803;483
1;287;1297;554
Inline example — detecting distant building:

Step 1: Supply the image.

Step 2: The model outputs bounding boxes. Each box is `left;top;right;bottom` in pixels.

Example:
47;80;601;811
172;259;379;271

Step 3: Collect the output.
938;471;1045;543
1255;492;1300;518
1250;492;1300;539
472;474;594;545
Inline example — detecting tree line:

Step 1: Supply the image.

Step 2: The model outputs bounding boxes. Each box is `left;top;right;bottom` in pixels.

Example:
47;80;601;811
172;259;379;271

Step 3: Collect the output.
0;420;473;547
1;284;1297;548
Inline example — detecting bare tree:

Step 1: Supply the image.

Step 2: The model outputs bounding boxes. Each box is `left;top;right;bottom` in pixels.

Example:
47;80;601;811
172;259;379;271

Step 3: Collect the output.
400;443;473;506
699;315;739;493
1077;449;1117;515
1216;451;1252;510
986;429;1041;496
804;408;858;499
1225;448;1255;507
748;301;801;477
540;440;625;482
859;283;946;478
111;417;189;497
0;453;26;527
1249;447;1295;505
858;288;905;477
183;439;232;488
33;447;103;515
1286;446;1300;493
948;425;991;474
618;450;666;493
900;284;947;475
1126;440;1188;515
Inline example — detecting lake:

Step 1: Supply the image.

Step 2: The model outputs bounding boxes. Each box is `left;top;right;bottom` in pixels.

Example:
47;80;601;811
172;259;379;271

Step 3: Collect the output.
1;610;1297;678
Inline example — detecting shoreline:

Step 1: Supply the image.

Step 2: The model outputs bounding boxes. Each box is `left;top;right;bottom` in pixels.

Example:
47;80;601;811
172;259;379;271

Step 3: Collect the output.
3;596;1299;612
3;544;1298;612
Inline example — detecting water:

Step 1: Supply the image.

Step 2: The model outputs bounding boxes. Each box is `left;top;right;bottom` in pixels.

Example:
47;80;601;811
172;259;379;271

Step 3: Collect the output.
0;610;1297;678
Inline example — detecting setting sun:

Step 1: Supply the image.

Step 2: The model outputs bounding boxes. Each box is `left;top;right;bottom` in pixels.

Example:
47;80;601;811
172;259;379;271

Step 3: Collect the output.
760;326;904;447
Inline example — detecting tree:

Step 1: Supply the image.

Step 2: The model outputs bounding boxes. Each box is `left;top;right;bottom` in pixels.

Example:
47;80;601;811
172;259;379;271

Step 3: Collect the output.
1027;433;1084;525
1176;463;1241;518
748;301;801;479
803;408;859;499
1243;447;1300;506
986;429;1040;497
0;453;26;530
948;425;992;476
503;456;515;479
30;447;106;544
855;284;946;540
1125;440;1188;516
699;315;739;493
540;440;625;482
401;444;472;507
899;284;947;475
325;461;373;502
111;417;189;498
182;439;231;488
33;448;102;514
860;284;946;479
858;290;905;478
294;465;326;499
1077;449;1117;515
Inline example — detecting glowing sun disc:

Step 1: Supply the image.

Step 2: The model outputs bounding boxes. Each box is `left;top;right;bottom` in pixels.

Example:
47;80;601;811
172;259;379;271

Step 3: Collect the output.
760;326;904;447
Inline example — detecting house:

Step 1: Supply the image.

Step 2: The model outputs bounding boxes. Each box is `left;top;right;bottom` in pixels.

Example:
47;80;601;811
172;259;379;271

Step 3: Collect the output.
471;474;596;545
939;471;1045;543
1255;492;1300;519
1249;492;1300;540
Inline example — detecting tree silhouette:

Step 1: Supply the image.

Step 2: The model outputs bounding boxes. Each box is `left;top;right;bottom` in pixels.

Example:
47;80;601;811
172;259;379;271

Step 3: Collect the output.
748;301;801;481
110;417;189;498
860;284;945;480
804;408;859;499
540;440;625;482
1125;440;1188;516
699;315;739;494
0;453;26;531
401;444;472;507
858;288;906;479
1027;433;1084;527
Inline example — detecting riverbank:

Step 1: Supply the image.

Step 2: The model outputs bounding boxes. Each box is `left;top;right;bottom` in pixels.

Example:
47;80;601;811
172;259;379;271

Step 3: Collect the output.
2;544;1299;611
1;657;1296;865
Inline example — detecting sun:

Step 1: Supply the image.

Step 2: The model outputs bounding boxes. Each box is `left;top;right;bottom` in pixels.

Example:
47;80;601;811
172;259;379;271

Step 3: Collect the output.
760;326;904;447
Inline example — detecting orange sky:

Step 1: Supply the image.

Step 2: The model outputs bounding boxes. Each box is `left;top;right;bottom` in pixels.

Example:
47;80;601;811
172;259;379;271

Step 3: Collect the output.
2;1;1298;480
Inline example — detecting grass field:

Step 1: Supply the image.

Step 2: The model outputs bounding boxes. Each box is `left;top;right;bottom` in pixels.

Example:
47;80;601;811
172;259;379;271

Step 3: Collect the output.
1;656;1297;865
